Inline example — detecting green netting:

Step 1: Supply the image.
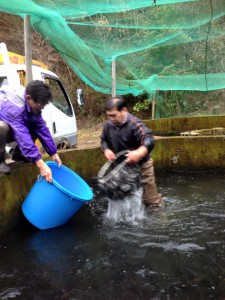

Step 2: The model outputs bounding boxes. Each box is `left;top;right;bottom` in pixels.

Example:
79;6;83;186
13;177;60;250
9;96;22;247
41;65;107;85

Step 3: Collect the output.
0;0;225;96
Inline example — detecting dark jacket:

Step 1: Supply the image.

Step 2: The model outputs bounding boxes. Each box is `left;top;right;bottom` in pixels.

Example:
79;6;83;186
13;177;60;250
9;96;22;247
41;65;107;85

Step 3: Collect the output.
0;86;57;163
100;113;154;163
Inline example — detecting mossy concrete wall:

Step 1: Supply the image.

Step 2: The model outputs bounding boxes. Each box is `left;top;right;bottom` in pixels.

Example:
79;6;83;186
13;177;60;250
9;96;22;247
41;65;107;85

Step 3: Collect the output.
1;115;225;235
144;115;225;136
152;136;225;171
0;163;39;236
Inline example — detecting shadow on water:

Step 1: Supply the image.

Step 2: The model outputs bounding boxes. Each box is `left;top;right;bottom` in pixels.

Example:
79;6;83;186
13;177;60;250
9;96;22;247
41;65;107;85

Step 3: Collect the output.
0;171;225;299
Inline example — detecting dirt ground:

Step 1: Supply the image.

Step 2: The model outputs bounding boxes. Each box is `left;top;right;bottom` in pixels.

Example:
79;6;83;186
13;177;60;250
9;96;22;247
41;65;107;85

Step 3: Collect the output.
76;126;102;150
76;126;163;150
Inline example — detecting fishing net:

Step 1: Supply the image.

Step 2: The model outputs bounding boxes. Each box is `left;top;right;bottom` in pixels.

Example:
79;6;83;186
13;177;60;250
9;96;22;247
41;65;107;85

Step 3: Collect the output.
0;0;225;97
98;150;141;200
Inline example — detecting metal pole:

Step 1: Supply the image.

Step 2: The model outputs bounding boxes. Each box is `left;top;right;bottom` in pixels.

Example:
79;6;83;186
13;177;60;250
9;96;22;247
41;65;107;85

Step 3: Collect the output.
152;99;156;119
24;15;33;84
151;91;156;119
112;59;116;97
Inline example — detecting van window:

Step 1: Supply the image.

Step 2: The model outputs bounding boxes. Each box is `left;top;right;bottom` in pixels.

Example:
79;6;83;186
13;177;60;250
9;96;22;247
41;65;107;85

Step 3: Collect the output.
0;77;8;87
44;77;73;117
17;70;26;86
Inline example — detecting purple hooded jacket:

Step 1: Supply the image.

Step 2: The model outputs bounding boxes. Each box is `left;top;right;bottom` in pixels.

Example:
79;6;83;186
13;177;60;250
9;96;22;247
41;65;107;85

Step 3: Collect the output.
0;85;57;163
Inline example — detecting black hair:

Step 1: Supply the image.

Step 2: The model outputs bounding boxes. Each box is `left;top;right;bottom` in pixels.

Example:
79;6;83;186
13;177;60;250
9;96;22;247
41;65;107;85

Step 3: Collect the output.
105;96;127;111
26;80;52;105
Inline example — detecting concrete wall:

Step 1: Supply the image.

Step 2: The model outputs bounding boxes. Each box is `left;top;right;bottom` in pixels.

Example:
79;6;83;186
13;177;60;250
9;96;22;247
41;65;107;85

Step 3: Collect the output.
144;115;225;136
153;136;225;171
0;163;39;236
1;115;225;235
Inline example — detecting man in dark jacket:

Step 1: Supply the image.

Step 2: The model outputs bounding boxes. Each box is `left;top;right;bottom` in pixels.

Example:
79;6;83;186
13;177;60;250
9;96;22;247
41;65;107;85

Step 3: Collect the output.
100;96;162;206
0;80;61;182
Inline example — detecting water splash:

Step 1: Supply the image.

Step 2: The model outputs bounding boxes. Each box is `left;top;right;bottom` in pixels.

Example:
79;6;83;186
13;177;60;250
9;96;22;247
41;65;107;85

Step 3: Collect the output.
0;288;21;299
105;188;145;224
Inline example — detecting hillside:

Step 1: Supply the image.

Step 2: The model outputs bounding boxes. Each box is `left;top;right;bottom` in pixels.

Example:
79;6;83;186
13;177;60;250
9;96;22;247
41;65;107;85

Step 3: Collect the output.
0;12;108;130
1;11;225;131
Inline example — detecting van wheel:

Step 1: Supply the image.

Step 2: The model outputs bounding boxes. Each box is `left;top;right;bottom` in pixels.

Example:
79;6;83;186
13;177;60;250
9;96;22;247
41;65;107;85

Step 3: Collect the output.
57;140;70;150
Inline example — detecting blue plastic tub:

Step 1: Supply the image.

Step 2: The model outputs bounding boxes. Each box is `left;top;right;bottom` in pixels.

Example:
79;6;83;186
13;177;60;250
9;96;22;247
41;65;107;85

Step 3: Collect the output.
22;161;93;230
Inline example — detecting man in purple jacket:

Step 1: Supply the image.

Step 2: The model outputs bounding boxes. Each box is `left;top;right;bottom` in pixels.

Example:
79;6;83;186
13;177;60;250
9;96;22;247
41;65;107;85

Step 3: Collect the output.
101;96;162;207
0;80;61;182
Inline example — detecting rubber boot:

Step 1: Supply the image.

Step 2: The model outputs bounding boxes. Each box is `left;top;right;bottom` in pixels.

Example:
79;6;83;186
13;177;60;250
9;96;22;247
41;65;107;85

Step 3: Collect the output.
0;121;11;174
143;193;163;207
0;159;10;174
141;158;163;208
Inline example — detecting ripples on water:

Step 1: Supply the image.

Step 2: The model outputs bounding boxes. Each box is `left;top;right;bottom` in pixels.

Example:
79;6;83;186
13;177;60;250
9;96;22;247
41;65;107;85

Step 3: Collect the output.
0;171;225;299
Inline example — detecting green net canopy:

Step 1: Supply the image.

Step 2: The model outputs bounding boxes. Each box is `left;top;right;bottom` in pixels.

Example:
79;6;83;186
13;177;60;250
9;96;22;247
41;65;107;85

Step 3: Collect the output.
0;0;225;96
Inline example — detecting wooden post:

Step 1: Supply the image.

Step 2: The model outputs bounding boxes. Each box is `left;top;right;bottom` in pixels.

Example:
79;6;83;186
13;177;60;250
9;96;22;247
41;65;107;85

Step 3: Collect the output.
112;59;116;97
24;15;33;84
151;91;156;119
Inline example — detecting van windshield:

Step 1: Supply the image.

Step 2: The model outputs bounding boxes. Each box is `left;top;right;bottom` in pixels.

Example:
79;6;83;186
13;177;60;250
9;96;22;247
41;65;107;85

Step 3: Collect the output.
0;77;8;88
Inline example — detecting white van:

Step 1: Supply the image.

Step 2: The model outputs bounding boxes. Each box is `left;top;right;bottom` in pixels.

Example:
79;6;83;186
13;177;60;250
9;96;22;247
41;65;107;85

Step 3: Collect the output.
0;43;78;150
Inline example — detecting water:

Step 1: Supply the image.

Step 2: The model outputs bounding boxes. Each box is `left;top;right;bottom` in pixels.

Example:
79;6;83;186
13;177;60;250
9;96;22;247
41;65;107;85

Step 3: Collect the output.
106;188;145;223
0;171;225;299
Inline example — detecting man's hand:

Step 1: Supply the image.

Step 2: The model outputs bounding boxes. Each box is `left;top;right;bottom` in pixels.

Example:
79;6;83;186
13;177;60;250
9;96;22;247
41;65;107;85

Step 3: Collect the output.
36;159;53;183
104;149;116;161
125;146;148;164
52;153;62;167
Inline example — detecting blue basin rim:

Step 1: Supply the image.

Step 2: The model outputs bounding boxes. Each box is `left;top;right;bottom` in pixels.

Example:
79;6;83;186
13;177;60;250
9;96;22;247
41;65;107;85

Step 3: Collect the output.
45;161;93;202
